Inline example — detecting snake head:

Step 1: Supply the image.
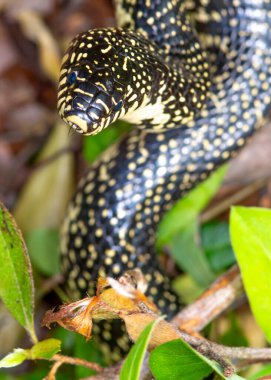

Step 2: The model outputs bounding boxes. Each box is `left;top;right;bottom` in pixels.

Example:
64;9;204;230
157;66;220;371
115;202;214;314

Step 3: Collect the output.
57;28;150;135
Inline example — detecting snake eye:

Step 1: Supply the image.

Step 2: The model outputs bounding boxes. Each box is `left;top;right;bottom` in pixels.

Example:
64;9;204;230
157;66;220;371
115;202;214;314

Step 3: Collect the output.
67;71;77;85
113;100;123;112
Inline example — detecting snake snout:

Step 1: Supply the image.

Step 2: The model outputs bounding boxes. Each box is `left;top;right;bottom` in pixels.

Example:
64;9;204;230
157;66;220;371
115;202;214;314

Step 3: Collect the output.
64;106;109;135
64;109;92;134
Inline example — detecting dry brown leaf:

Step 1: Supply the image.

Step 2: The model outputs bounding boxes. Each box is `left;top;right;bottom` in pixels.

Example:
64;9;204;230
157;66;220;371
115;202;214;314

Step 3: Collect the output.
0;0;52;15
0;24;18;74
42;272;159;341
14;122;75;234
16;9;61;82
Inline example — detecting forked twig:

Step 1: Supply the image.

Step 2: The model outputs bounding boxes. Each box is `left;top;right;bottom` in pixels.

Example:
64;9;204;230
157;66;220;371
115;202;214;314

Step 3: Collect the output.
44;354;103;380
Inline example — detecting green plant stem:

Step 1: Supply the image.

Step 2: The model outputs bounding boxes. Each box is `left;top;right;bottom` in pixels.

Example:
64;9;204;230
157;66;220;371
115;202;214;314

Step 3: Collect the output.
29;328;39;345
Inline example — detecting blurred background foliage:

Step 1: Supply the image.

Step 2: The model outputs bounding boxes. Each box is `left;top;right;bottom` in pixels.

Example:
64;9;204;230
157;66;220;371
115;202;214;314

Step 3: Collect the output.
0;0;271;378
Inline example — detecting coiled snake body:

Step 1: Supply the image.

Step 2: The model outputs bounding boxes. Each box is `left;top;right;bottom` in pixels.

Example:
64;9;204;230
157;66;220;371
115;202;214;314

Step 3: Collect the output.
58;0;271;356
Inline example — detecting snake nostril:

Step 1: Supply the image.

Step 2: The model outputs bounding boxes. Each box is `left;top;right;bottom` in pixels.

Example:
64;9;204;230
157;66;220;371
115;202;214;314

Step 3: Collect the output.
105;79;114;92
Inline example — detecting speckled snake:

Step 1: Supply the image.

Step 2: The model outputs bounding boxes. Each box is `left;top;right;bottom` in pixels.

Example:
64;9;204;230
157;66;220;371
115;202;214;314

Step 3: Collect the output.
57;0;271;356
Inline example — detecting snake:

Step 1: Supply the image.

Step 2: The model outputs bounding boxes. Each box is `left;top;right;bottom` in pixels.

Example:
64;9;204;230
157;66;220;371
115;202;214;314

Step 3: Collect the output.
57;0;271;359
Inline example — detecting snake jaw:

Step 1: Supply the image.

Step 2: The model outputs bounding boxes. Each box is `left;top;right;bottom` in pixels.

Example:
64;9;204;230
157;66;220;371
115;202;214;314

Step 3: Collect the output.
60;83;119;135
65;113;104;136
65;114;89;134
63;97;120;135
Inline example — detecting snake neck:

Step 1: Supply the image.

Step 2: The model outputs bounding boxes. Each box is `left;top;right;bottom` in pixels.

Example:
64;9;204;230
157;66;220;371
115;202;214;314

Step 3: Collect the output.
113;0;212;130
114;0;196;55
121;59;210;130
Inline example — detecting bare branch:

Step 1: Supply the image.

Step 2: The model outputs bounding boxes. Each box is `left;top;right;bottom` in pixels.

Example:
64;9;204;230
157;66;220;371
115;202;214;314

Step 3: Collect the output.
172;265;244;331
44;354;103;380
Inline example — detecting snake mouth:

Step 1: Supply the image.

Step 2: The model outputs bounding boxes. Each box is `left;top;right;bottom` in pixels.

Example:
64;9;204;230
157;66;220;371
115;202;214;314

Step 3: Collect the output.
65;113;89;134
64;110;101;135
67;120;85;134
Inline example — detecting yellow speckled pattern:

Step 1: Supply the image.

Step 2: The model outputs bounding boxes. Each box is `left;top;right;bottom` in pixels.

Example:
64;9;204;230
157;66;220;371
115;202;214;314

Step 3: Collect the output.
58;0;271;357
58;26;210;134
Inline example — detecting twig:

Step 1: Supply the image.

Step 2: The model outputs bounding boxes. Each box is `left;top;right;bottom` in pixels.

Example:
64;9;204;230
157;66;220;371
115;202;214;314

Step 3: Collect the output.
81;362;124;380
200;177;267;223
236;358;271;370
2;140;41;195
32;144;80;171
45;360;62;380
171;265;244;331
37;274;64;299
44;354;103;380
83;318;271;380
81;358;152;380
179;330;271;367
52;354;103;372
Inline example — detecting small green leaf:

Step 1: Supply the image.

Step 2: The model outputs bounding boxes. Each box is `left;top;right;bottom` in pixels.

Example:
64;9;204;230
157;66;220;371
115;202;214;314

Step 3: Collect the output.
0;339;61;369
201;221;235;272
169;220;215;287
149;339;245;380
26;229;60;276
230;207;271;342
172;274;204;304
29;338;61;360
83;121;131;163
14;366;52;380
157;165;228;249
248;363;271;380
120;317;162;380
0;202;37;343
157;166;227;289
149;339;212;380
219;314;248;347
74;335;104;378
0;349;28;368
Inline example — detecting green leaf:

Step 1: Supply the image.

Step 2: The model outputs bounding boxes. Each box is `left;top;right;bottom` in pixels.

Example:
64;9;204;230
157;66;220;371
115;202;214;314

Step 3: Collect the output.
26;229;60;276
83;120;131;163
0;202;37;343
15;366;53;380
74;335;104;378
230;206;271;342
172;274;204;304
0;339;61;369
29;338;61;360
120;317;162;380
149;339;212;380
0;349;28;368
219;314;248;347
248;363;271;380
169;220;215;287
157;165;228;249
201;221;235;272
52;327;77;352
149;339;245;380
0;373;15;380
157;166;227;289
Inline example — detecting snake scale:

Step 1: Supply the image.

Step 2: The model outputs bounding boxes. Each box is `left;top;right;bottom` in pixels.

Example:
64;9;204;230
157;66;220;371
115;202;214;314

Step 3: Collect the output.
57;0;271;358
